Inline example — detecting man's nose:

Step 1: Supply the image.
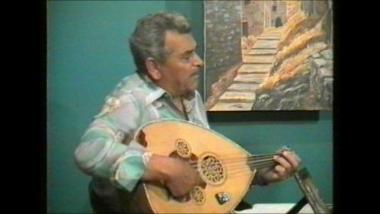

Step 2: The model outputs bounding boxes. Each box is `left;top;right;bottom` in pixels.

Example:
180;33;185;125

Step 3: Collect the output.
193;53;204;68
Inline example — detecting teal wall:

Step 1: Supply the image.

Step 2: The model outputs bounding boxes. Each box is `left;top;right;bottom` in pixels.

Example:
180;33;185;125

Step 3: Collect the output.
48;1;332;213
47;1;167;213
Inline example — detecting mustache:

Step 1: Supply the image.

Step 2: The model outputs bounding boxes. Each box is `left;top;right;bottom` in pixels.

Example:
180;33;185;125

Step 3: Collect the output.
191;74;200;81
191;72;201;78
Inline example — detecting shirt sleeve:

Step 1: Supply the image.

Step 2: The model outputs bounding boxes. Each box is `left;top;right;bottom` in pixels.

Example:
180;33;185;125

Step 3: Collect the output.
74;93;147;192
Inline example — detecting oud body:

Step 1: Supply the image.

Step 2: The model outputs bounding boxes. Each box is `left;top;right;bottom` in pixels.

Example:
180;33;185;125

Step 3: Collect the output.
121;120;256;213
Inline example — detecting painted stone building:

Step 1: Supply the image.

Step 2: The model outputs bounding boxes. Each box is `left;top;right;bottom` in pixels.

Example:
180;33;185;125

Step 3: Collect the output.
242;0;287;37
204;0;243;100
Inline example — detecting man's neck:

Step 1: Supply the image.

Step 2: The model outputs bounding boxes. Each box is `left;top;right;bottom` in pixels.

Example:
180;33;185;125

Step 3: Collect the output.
171;96;190;121
141;73;195;100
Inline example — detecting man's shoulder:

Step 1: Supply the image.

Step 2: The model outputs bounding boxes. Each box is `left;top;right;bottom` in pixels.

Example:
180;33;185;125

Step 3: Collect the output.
94;74;145;118
106;73;162;106
108;73;152;97
116;74;145;92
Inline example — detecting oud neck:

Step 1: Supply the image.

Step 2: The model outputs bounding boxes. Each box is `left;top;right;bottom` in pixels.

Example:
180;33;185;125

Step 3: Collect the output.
247;154;276;171
294;166;332;214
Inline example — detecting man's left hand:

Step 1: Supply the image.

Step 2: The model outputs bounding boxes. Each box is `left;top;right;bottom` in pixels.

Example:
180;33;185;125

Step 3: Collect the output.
255;150;301;185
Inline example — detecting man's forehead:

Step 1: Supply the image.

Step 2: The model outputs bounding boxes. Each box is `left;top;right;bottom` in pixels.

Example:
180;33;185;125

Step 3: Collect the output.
164;31;196;53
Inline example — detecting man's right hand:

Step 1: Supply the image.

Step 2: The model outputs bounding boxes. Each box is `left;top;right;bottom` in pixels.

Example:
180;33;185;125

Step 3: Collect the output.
142;154;202;198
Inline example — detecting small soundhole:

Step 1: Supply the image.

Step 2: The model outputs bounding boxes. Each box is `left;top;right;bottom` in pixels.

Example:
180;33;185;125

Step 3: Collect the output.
175;138;191;158
190;186;205;205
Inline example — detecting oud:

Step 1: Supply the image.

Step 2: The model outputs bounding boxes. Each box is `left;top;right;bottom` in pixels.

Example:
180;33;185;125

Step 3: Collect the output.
118;119;279;213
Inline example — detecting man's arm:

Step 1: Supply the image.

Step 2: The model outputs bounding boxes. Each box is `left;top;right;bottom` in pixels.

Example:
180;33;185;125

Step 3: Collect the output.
74;94;148;191
74;94;201;195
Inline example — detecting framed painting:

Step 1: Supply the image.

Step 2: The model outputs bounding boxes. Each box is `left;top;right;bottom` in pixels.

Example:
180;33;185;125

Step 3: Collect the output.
203;0;333;112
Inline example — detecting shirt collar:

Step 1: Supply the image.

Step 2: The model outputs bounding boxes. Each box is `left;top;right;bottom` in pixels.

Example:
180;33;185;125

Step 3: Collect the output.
138;74;166;106
139;73;197;109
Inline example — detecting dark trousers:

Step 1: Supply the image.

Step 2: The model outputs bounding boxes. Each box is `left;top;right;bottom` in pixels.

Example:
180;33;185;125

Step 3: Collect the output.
88;179;252;213
89;180;125;214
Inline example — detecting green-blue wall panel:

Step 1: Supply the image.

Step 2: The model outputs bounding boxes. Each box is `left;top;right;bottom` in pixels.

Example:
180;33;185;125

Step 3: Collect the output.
48;1;166;213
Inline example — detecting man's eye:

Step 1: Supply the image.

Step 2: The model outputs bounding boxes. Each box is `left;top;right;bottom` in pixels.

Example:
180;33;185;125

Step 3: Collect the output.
183;52;194;61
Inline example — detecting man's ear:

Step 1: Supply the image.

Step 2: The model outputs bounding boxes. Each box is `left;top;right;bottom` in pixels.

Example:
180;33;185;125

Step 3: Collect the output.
145;58;162;81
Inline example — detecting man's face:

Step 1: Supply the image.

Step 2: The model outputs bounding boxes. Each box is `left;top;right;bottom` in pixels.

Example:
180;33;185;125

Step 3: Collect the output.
157;31;203;97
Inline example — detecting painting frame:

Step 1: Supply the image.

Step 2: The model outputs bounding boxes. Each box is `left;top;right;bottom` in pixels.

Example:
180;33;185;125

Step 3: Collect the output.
202;0;333;114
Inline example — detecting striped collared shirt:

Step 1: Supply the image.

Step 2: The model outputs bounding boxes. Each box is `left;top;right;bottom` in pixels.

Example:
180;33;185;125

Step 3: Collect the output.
74;73;209;191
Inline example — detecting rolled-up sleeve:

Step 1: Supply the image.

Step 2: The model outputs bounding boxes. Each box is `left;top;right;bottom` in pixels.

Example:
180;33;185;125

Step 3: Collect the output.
74;93;147;192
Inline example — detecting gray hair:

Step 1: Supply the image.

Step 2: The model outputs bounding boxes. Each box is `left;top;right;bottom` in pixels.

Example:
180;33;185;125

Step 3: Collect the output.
129;11;191;75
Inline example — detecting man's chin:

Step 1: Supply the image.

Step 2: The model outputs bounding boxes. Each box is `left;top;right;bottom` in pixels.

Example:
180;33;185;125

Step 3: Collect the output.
191;82;200;92
183;87;197;98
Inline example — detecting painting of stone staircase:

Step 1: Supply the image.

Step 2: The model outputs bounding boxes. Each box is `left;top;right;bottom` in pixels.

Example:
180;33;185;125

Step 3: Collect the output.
210;27;281;111
204;0;333;111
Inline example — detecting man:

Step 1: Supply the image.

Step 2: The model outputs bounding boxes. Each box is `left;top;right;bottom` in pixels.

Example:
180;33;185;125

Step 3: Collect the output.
74;11;300;214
